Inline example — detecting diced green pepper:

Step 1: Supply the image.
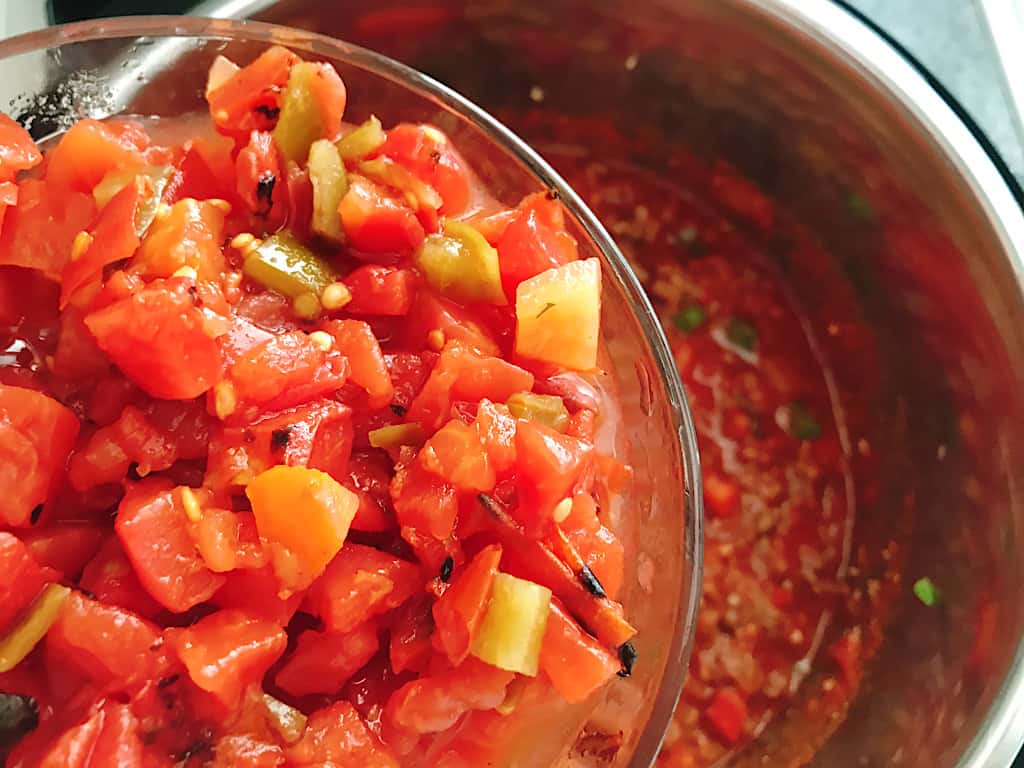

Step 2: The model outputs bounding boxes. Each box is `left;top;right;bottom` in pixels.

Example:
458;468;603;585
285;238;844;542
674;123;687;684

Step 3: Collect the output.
673;303;706;334
263;693;307;744
358;157;442;212
242;232;337;301
368;423;426;449
506;392;569;431
725;316;758;353
470;573;551;676
273;62;327;164
786;401;821;440
337;115;386;161
415;220;505;305
913;577;940;607
308;139;348;242
93;164;174;235
0;584;70;673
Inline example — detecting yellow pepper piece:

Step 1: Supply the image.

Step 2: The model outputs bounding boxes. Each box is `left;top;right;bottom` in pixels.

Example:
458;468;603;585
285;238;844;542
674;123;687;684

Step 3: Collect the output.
242;232;337;300
308;139;348;242
368;423;426;449
0;584;71;673
415;220;506;305
263;693;308;744
470;573;551;676
506;392;569;431
337;115;387;161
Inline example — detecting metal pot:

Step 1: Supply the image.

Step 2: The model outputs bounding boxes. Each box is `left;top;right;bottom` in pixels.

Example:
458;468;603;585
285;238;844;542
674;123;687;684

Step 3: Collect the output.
224;1;1024;765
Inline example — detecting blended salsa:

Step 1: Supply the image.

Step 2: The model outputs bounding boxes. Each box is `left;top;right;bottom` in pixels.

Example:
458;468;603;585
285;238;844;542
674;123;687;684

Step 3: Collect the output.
0;48;637;767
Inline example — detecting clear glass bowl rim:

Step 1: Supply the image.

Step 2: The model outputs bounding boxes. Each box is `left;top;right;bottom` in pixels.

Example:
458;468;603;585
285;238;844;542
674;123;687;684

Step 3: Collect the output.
0;15;704;767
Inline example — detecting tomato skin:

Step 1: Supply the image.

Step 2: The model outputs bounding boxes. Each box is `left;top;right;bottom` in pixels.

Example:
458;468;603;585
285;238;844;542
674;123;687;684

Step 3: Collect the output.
85;277;222;400
339;175;425;254
45;118;148;192
115;480;226;612
539;599;620;703
0;532;52;631
379;124;471;216
61;176;148;308
46;592;170;686
78;537;163;620
207;45;299;135
167;609;287;708
0;113;42;178
275;621;380;697
236;130;287;225
431;543;501;666
0;384;80;527
304;543;422;633
287;700;399;768
342;264;416;316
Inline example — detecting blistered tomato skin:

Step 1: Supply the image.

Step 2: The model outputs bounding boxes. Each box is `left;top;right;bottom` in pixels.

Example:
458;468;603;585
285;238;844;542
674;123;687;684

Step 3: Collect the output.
0;46;632;766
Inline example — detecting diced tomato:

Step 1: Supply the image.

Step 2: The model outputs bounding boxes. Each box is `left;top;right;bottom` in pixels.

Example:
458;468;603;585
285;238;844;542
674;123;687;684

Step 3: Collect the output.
115;479;226;612
246;465;357;592
342;264;416;316
46;592;169;686
389;594;434;675
345;451;398;532
539;599;620;703
61;176;149;308
85;277;222;400
432;543;501;666
406;342;534;432
0;113;42;179
0;181;17;235
167;609;286;707
383;657;514;747
559;492;624;600
189;507;266;573
339;175;425;254
497;191;577;297
304;62;348;143
45;118;148;193
211;566;302;627
417;418;495;494
223;330;349;419
703;471;740;518
275;622;380;697
513;420;592;534
472;400;517;474
324;319;395;408
379;124;471;216
236;130;287;225
78;537;163;620
211;734;284;768
705;687;748;745
390;458;458;540
0;385;80;527
52;306;109;380
207;46;299;134
205;399;351;489
304;543;422;633
0;533;52;632
0;179;96;279
132;197;227;280
287;701;398;768
404;291;502;357
90;702;144;767
19;525;103;580
171;133;238;204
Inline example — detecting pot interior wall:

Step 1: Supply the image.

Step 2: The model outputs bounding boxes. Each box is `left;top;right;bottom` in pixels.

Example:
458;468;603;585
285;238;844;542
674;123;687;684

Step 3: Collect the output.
253;1;1024;765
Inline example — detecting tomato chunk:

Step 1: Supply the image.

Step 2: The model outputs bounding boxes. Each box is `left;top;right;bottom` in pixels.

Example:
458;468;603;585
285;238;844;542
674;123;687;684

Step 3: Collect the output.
115;480;226;612
275;622;379;697
539;599;620;702
339;175;425;254
45;118;147;193
0;180;95;279
167;609;287;707
342;265;416;316
379;124;471;216
85;277;222;400
0;113;42;178
304;543;421;633
432;543;502;666
287;701;398;768
325;319;395;408
0;385;80;527
78;537;162;620
207;46;300;134
513;420;592;534
0;533;52;632
418;418;495;493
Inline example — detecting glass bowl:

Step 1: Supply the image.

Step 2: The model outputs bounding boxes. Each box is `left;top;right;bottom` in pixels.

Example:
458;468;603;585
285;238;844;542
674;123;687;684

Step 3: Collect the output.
0;16;703;767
